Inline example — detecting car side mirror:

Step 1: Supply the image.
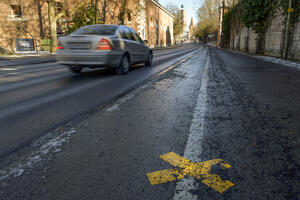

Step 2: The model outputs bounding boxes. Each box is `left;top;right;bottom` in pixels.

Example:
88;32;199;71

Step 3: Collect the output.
143;40;148;44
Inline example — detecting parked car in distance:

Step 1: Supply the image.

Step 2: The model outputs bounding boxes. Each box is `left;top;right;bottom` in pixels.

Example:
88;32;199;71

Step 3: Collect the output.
56;24;153;74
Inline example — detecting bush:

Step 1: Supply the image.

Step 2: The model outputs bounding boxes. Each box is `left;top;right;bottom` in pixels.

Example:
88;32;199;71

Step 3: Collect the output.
0;46;13;55
40;39;50;51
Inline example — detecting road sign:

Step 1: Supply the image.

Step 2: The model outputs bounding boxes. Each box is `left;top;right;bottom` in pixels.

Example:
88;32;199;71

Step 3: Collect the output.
288;8;294;13
15;38;35;52
147;152;235;194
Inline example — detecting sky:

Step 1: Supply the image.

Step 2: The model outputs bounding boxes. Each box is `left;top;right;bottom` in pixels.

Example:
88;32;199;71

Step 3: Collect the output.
158;0;200;26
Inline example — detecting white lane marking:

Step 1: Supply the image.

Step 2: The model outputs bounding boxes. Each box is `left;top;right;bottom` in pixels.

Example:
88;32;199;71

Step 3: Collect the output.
0;78;106;120
173;50;210;200
105;92;135;112
0;129;76;181
0;64;63;78
0;69;68;93
0;68;18;71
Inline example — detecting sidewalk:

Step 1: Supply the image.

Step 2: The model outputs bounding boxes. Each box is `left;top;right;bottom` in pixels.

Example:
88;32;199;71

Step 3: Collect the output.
216;45;300;69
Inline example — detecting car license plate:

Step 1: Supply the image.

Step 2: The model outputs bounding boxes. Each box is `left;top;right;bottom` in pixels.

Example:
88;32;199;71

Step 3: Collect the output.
68;42;91;49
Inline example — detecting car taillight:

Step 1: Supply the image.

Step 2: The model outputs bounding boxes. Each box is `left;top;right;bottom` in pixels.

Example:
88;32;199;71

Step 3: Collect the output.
97;38;112;50
57;41;64;50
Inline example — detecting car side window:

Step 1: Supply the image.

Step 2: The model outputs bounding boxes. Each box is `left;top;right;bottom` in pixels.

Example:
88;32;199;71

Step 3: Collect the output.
119;29;127;39
131;30;142;43
127;28;135;41
122;28;132;40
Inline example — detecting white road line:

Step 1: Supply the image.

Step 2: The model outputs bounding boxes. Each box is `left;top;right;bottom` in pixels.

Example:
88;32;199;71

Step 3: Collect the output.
0;70;69;93
173;50;210;200
106;94;134;112
0;79;106;120
0;64;63;78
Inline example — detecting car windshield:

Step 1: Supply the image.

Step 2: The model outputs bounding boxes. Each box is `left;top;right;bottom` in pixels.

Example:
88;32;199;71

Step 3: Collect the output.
71;25;117;36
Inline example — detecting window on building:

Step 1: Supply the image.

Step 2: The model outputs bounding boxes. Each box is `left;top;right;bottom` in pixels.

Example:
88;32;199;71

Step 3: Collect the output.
127;12;131;22
56;2;63;15
10;5;22;18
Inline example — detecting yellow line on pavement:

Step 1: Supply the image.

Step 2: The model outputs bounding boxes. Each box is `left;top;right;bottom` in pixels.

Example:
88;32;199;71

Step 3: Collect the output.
156;54;195;77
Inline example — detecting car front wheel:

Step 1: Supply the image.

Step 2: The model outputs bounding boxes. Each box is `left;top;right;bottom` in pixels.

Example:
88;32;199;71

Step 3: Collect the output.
145;52;153;67
116;55;130;75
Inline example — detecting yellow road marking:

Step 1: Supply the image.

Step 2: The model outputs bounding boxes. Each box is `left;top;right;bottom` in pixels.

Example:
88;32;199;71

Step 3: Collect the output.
147;152;235;194
156;54;195;77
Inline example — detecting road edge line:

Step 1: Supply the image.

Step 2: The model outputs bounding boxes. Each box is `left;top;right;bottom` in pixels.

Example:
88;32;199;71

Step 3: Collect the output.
173;48;210;200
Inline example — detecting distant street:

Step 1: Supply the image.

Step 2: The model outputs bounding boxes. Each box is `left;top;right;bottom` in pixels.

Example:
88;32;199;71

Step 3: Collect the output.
0;45;299;200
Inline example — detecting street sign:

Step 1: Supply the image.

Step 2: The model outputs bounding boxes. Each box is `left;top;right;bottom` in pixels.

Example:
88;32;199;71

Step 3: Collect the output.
147;152;235;194
288;8;294;13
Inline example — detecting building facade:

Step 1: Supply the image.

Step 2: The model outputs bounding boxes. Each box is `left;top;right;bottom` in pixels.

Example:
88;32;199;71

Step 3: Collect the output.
177;4;188;42
0;0;174;53
187;17;194;41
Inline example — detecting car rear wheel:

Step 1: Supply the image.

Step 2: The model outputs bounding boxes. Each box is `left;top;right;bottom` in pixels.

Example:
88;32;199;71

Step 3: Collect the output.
69;67;82;74
145;52;153;67
116;55;130;75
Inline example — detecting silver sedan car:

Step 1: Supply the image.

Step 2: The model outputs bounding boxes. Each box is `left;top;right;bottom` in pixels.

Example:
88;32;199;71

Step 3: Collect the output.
56;25;153;74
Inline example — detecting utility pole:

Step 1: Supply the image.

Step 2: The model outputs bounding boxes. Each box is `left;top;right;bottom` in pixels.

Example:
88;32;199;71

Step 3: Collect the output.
282;0;293;59
95;0;99;24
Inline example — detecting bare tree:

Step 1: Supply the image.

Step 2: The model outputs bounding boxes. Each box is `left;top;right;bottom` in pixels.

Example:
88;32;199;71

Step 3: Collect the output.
195;0;219;41
46;0;91;52
165;3;184;41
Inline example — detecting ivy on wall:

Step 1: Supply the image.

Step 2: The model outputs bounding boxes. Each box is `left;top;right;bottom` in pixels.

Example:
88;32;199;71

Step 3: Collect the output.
241;0;278;34
222;2;242;48
222;10;232;48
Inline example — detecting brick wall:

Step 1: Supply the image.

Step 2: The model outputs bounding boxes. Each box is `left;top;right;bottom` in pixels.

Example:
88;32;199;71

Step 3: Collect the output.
0;0;174;53
0;0;49;52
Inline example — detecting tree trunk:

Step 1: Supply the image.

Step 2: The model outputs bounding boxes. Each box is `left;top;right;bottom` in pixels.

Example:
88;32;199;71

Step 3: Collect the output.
256;33;265;54
95;0;99;24
119;0;127;25
48;0;57;53
35;0;45;39
102;0;107;24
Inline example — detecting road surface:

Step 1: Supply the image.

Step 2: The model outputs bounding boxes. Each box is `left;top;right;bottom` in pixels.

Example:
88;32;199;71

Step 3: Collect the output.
0;45;299;200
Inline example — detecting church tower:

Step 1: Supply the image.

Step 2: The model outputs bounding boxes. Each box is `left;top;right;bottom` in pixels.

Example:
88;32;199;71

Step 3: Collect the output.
188;17;195;40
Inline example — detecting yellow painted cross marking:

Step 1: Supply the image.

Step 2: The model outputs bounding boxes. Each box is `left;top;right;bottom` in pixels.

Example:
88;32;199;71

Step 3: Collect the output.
147;152;235;194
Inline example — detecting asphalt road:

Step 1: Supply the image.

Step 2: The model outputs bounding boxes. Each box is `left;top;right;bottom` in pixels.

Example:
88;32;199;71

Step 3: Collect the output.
0;45;299;200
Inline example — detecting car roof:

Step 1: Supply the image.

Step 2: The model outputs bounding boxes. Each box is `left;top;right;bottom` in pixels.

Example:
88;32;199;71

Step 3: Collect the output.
80;24;135;33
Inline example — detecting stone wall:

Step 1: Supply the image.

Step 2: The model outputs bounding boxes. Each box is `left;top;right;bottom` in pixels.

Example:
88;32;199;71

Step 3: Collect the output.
264;10;285;57
248;29;257;54
239;27;248;52
290;20;300;59
226;9;300;60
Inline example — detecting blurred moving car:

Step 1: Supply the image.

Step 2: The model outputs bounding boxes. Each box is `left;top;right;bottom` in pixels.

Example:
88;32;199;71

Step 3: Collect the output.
56;25;153;74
